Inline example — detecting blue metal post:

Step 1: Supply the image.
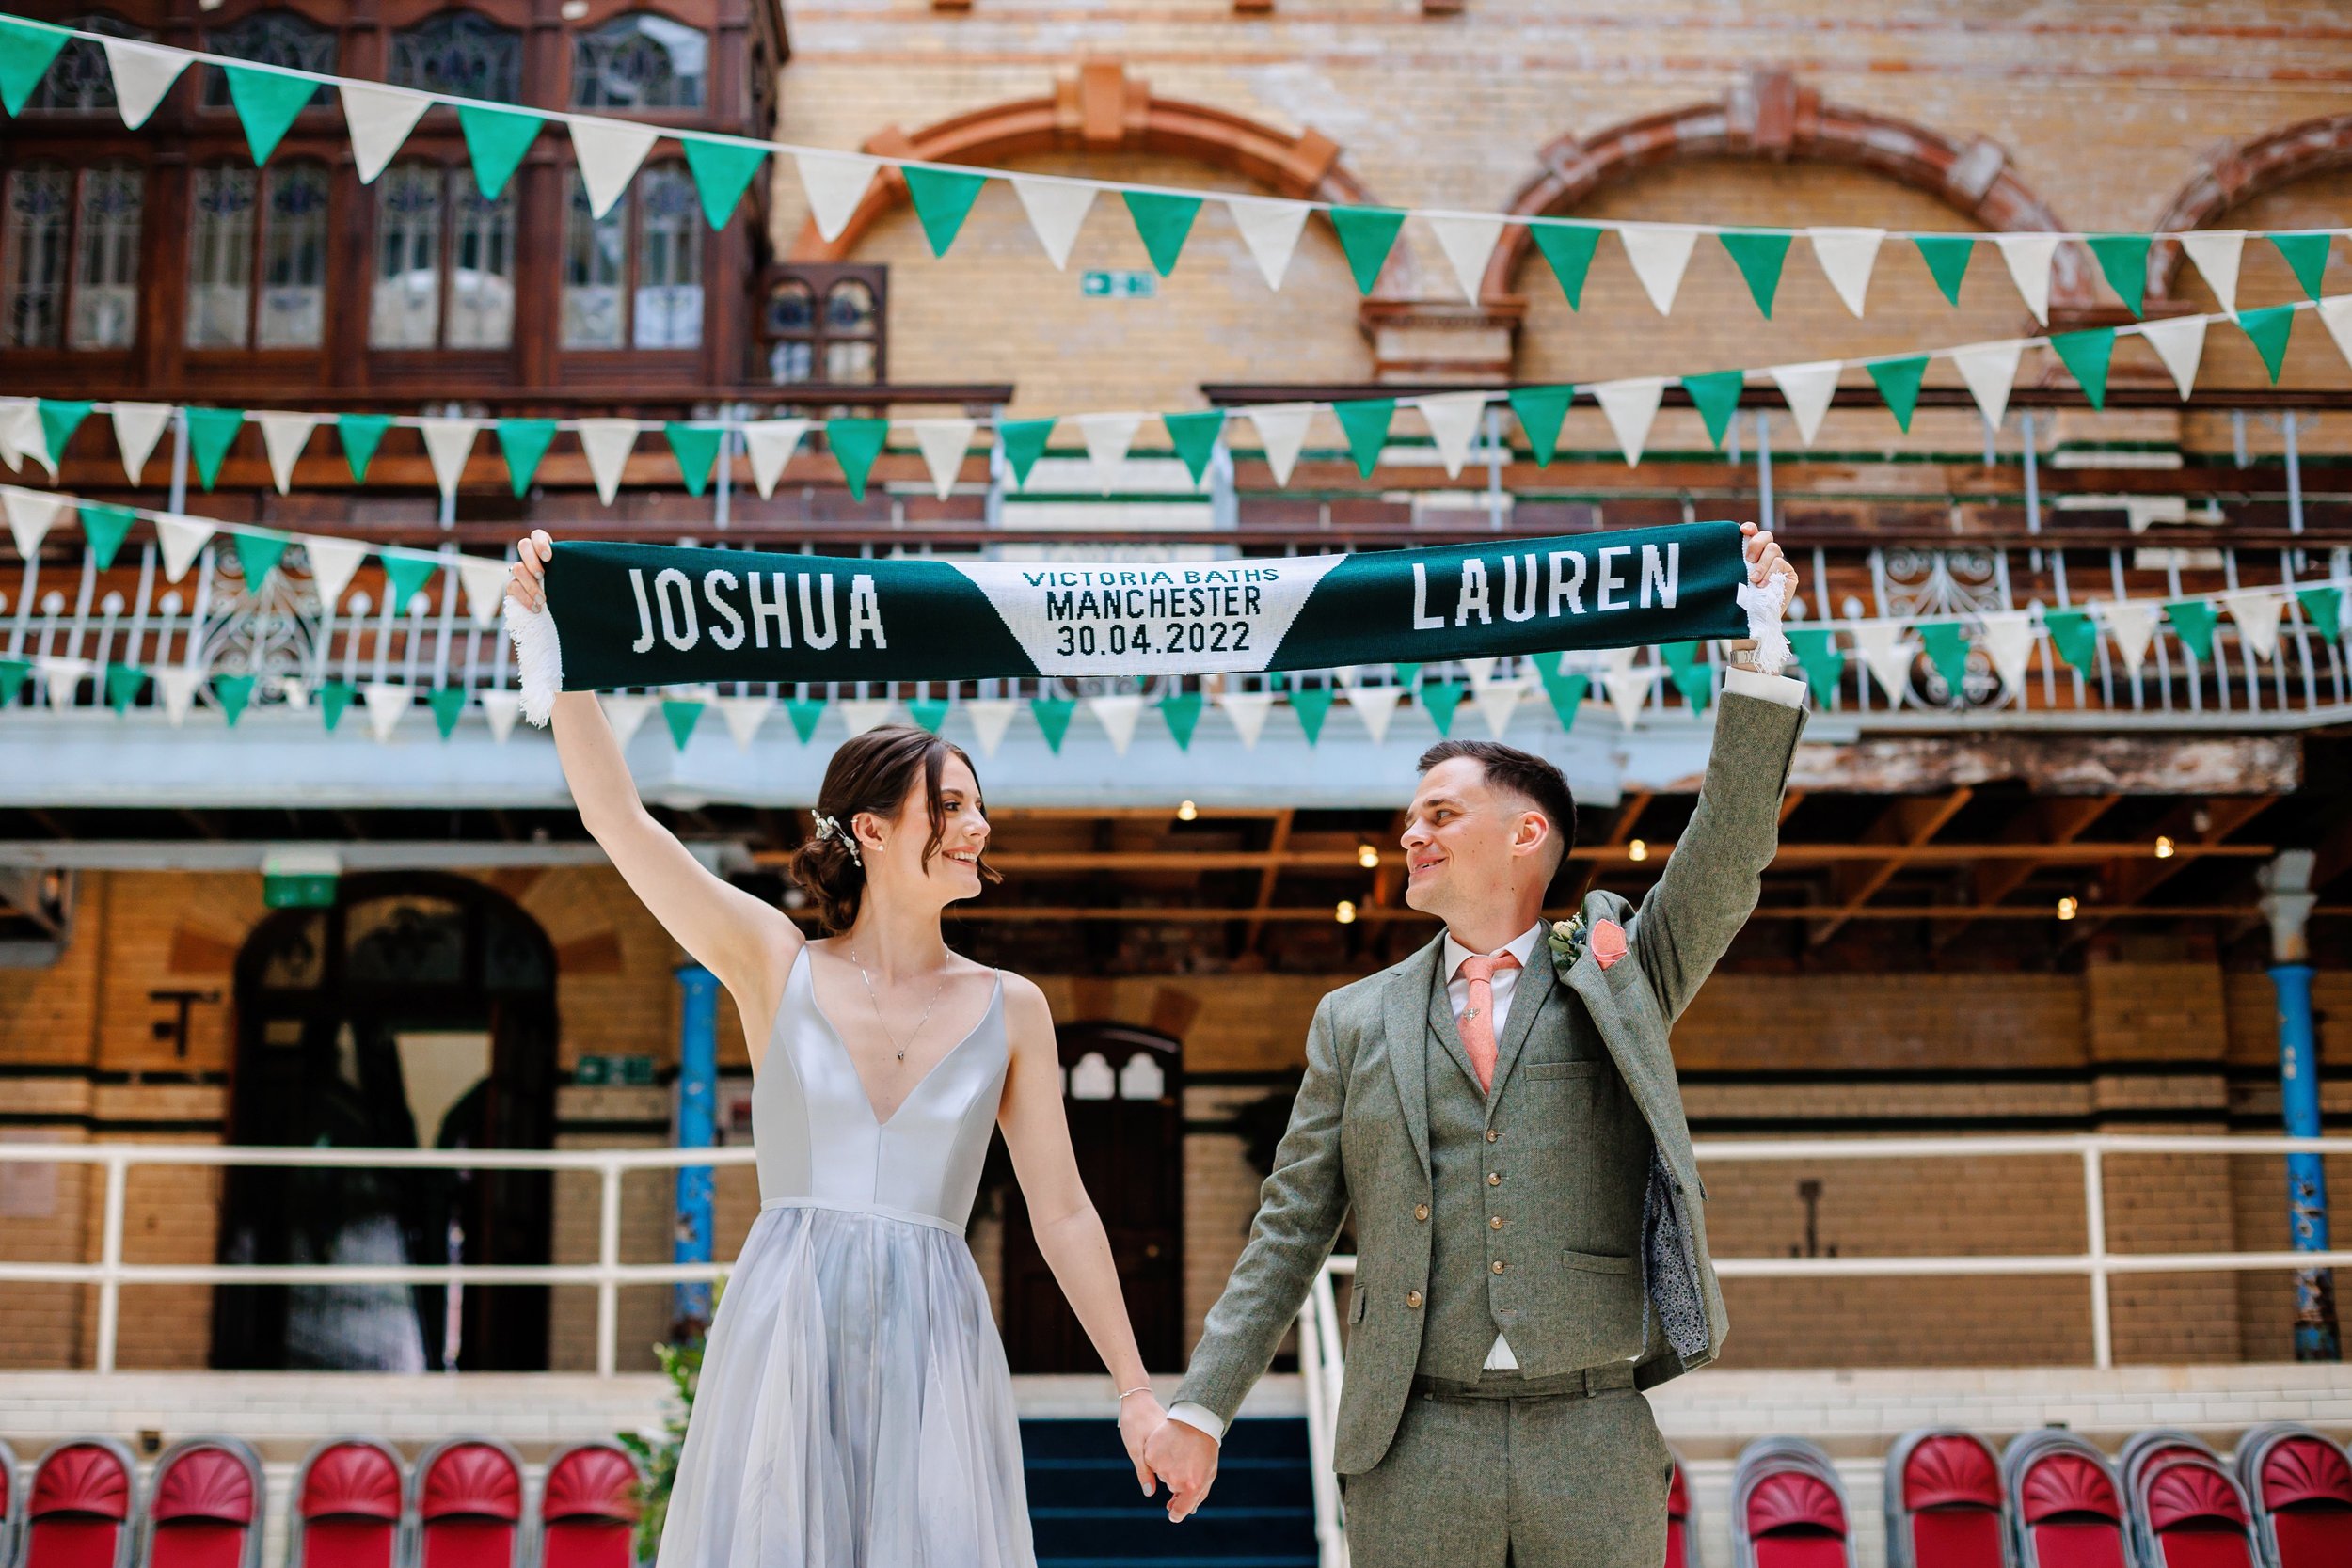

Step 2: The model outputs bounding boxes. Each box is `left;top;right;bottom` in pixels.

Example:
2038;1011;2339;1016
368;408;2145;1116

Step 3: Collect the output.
673;962;720;1338
2262;851;2338;1360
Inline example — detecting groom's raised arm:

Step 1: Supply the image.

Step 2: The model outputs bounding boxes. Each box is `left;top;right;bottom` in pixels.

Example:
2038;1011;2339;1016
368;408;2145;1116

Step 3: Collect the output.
1169;994;1353;1434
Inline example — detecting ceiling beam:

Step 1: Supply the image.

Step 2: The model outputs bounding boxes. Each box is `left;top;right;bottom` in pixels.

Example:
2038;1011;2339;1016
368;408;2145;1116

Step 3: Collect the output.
2059;796;2275;949
1806;787;1974;947
1242;809;1295;953
911;901;2352;924
1931;794;2119;950
953;841;2274;874
1572;790;1651;903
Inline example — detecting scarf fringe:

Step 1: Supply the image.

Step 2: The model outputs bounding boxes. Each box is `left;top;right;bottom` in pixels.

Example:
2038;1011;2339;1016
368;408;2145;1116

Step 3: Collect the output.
505;597;564;727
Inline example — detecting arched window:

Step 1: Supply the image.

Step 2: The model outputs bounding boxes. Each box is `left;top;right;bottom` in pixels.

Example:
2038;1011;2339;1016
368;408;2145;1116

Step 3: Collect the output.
185;161;329;349
390;11;522;101
2;166;72;348
822;277;879;382
72;161;142;348
758;265;886;384
561;162;701;350
2;159;145;350
570;13;707;110
24;14;151;114
201;11;337;109
371;162;515;350
761;277;814;381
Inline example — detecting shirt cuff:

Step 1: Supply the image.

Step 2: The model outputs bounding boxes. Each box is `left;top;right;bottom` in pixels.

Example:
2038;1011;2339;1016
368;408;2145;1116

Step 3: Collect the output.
1166;1402;1227;1444
1724;665;1806;708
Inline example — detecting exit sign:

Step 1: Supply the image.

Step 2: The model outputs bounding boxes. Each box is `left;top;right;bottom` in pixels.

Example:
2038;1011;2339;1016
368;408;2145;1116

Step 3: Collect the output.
1082;269;1157;299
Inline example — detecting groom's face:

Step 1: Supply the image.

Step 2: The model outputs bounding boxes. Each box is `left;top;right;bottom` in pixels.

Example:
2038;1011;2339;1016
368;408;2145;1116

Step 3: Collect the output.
1401;757;1539;921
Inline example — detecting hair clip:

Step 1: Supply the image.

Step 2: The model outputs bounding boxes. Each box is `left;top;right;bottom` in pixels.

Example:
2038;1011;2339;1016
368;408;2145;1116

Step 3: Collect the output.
810;810;862;867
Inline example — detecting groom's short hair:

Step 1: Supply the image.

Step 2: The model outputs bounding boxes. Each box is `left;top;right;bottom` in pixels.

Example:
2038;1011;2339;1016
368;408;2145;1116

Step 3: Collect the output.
1416;739;1578;889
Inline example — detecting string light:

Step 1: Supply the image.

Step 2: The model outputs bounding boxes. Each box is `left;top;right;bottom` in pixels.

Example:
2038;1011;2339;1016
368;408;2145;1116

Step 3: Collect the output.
1176;800;1198;822
1335;900;1358;925
1357;844;1380;869
2057;896;2079;921
2153;835;2176;860
1627;839;1649;862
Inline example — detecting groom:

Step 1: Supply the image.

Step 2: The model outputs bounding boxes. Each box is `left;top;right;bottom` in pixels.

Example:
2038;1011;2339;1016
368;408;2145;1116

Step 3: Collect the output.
1143;526;1804;1566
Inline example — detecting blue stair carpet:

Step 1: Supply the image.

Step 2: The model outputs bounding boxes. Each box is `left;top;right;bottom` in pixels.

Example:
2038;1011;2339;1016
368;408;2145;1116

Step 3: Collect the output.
1021;1417;1319;1567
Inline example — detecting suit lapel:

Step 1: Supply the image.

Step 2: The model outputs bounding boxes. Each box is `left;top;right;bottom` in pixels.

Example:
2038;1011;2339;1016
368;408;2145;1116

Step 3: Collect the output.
1386;937;1443;1174
1563;951;1682;1167
1486;933;1555;1099
1425;965;1484;1099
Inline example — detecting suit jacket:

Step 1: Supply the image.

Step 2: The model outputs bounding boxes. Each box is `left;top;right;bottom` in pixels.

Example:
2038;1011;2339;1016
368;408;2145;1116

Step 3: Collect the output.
1171;690;1804;1474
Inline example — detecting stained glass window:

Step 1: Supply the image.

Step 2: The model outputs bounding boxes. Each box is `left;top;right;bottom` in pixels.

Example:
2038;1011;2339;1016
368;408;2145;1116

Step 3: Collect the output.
202;11;337;110
370;164;444;349
570;13;707;109
446;171;515;348
760;266;884;384
561;172;626;349
824;278;878;383
390;11;522;102
2;166;72;348
634;163;701;348
186;166;258;348
24;14;152;114
259;163;330;348
372;162;515;351
69;162;142;349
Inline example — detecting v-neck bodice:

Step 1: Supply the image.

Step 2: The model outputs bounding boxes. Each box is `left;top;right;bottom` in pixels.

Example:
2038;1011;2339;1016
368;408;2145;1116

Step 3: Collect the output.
753;945;1009;1233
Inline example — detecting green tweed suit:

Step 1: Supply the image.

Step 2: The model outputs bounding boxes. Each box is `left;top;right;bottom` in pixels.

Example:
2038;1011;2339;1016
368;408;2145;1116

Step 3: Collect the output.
1171;690;1805;1567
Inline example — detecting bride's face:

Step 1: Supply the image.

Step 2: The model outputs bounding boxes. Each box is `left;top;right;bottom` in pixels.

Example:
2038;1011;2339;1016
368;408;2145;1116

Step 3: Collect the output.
859;753;990;907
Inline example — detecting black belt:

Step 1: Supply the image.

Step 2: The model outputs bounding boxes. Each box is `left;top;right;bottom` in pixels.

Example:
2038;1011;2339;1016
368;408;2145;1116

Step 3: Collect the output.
1410;1364;1638;1402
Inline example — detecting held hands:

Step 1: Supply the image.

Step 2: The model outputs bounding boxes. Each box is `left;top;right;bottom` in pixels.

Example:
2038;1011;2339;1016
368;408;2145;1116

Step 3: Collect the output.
506;528;554;613
1118;1390;1168;1499
1142;1414;1220;1523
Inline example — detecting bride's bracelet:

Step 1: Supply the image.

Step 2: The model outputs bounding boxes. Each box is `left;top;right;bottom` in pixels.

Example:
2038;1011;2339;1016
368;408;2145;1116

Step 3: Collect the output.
1116;1386;1153;1402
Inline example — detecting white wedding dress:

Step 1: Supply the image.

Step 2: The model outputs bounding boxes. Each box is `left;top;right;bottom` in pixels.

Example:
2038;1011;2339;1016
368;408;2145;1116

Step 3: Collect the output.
656;947;1034;1568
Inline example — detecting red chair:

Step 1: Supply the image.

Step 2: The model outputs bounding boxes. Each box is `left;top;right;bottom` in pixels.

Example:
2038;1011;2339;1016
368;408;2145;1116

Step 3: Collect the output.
410;1442;523;1568
1664;1457;1692;1568
2003;1433;2129;1568
2236;1423;2352;1568
3;1442;21;1568
22;1441;134;1568
287;1441;405;1568
139;1440;262;1568
2137;1455;2255;1568
534;1446;642;1568
1885;1430;2005;1568
1732;1437;1855;1568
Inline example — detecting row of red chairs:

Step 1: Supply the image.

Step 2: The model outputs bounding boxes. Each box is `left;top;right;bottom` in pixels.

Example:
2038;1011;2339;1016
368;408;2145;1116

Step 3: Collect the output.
0;1438;642;1568
1657;1422;2351;1568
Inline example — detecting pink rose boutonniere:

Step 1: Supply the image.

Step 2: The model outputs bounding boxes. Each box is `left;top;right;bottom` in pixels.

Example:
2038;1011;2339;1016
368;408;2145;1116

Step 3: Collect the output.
1547;915;1628;971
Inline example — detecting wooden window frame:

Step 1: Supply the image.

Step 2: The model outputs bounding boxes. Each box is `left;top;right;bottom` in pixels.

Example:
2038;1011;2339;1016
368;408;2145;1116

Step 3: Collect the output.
759;261;887;387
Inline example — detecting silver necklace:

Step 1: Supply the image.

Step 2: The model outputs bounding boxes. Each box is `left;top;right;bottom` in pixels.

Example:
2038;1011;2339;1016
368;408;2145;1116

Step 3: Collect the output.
848;946;947;1062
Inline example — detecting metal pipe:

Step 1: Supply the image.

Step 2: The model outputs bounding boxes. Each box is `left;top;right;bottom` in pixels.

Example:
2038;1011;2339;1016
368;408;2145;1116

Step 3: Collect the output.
2262;849;2338;1359
673;962;720;1340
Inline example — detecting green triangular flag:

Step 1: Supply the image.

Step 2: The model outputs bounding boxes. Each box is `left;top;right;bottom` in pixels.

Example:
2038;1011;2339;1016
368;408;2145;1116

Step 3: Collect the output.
2050;328;2116;409
906;697;949;734
2238;305;2295;384
1913;234;1974;306
902;166;986;258
339;414;391;482
785;696;825;742
1158;690;1202;750
666;422;724;497
2043;610;2099;675
1720;230;1791;317
1682;371;1744;449
318;679;357;732
2295;585;2342;640
999;419;1053;486
185;406;245;489
103;663;146;714
2268;231;2330;302
38;399;91;459
1394;662;1423;688
1786;627;1843;705
680;135;767;229
1658;641;1710;710
0;17;69;118
232;530;288;587
1867;356;1930;433
428;685;469;739
1163;409;1225;486
1327;206;1406;295
827;419;889;501
1537;668;1588;730
1529;221;1601;309
661;697;704;750
1030;695;1075;752
81;503;135;570
1917;621;1970;696
496;419;558;497
456;104;543;201
1420;678;1466;736
1332;399;1395;480
214;673;257;728
222;65;313;166
1508;387;1575;467
2166;599;2217;662
0;657;28;705
1291;685;1334;744
2088;234;2152;316
1122;191;1200;277
380;550;438;613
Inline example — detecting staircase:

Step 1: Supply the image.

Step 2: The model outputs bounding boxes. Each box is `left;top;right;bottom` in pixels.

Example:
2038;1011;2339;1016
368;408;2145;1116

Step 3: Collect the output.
1023;1417;1320;1568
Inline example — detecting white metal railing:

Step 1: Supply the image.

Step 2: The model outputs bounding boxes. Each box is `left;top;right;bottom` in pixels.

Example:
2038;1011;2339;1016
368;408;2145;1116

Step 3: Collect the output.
1292;1132;2352;1568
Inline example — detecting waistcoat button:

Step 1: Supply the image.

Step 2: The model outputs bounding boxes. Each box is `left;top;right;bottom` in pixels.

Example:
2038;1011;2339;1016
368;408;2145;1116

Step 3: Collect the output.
1492;1259;1506;1274
1406;1290;1423;1308
1490;1215;1503;1230
1487;1172;1501;1186
1414;1203;1430;1222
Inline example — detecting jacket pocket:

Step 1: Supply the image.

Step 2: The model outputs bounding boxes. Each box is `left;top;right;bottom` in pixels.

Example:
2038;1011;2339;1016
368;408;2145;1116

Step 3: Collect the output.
1562;1248;1636;1275
1522;1059;1602;1082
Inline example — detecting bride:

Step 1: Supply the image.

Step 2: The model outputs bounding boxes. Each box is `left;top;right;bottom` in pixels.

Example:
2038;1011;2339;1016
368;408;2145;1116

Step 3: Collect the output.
509;529;1168;1565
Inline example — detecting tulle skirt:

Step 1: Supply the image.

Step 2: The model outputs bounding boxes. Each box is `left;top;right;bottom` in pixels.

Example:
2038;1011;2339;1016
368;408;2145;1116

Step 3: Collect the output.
656;1201;1035;1568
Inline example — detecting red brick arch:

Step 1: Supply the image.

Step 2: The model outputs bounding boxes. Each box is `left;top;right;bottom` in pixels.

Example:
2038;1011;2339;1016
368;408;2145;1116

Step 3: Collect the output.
2146;111;2352;306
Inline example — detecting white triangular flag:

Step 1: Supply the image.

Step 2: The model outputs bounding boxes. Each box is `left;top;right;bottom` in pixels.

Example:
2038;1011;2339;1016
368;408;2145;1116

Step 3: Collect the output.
111;402;171;484
1593;378;1666;467
3;487;69;558
1993;233;2060;325
2181;230;2245;317
341;84;433;185
1426;214;1502;303
600;692;654;747
798;152;880;244
1616;225;1697;315
1077;412;1144;494
2139;315;2207;400
965;697;1018;758
2317;296;2352;371
279;675;308;711
1770;360;1843;448
907;419;976;501
718;695;772;750
1603;666;1653;729
1950;340;2025;430
479;690;522;744
577;419;640;505
156;514;214;582
455;556;512;628
1471;677;1523;737
39;657;90;710
1226;198;1311;291
1807;228;1883;317
1011;176;1094;270
0;399;54;478
1217;689;1275;750
1462;657;1496;685
100;38;187;130
838;697;894;736
257;412;319;494
1089;693;1145;756
1332;684;1394;745
363;681;412;741
154;666;203;727
2224;590;2286;661
741;418;808;499
1244;404;1316;487
1413;391;1489;480
1979;611;2035;696
302;536;369;609
2100;600;2157;673
1852;623;1916;705
569;119;660;219
419;419;478;505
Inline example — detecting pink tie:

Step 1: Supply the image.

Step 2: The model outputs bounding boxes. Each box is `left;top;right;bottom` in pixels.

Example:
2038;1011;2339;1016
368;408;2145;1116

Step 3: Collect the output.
1455;952;1521;1095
